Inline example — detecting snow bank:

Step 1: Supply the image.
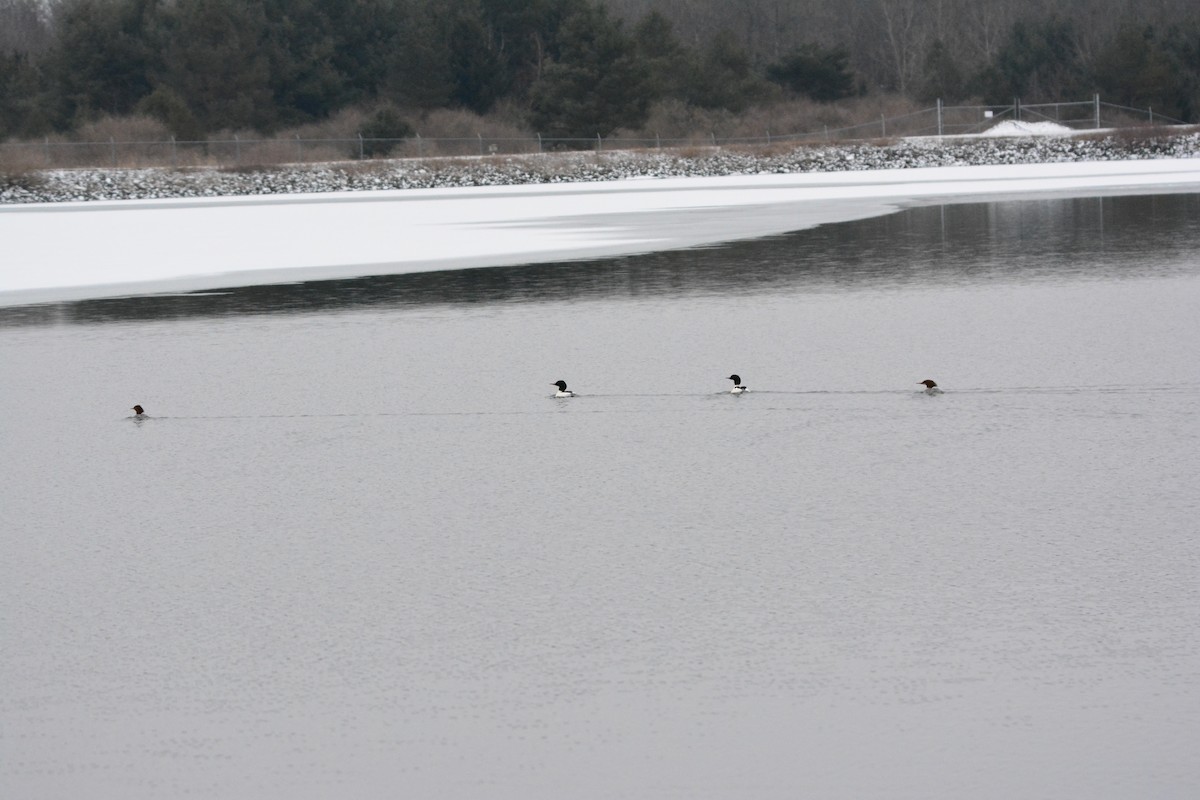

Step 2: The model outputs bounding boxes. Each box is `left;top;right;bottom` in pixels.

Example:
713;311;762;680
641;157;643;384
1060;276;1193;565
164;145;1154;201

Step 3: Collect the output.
3;131;1199;205
977;120;1076;137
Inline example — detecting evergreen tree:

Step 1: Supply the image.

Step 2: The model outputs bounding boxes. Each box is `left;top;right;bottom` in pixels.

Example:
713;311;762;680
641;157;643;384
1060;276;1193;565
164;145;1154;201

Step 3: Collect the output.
382;2;455;110
528;3;648;138
682;31;768;112
47;0;158;126
324;0;406;107
0;51;52;137
153;0;275;132
1161;20;1200;121
447;7;508;113
7;0;1200;139
1096;24;1189;121
631;10;687;102
479;0;588;97
981;17;1087;101
766;44;856;102
916;39;966;103
260;0;346;126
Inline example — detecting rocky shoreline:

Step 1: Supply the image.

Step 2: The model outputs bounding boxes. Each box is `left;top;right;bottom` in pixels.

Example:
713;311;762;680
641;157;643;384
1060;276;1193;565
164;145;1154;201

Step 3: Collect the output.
3;130;1199;205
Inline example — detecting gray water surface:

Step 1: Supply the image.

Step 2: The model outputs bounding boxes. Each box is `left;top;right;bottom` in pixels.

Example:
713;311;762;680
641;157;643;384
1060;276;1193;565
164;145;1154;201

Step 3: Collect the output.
2;194;1199;799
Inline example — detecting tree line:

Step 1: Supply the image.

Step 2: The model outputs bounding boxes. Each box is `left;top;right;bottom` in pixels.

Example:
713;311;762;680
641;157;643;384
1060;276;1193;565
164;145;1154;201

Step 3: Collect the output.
2;0;1199;143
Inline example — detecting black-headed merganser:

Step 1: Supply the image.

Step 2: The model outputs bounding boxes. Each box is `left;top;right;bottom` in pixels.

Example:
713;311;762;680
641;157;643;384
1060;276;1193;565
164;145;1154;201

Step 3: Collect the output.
551;380;575;398
131;404;148;418
728;374;748;394
919;380;944;395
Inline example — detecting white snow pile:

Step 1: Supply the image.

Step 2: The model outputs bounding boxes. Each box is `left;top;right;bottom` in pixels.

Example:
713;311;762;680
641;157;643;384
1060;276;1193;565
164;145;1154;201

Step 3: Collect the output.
2;130;1199;205
977;120;1076;137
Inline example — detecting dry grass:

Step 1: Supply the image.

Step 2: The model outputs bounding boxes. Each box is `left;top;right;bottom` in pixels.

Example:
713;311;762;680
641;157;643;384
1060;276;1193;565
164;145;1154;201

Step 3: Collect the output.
67;115;176;168
0;144;48;175
3;96;1192;173
616;94;936;145
205;129;318;166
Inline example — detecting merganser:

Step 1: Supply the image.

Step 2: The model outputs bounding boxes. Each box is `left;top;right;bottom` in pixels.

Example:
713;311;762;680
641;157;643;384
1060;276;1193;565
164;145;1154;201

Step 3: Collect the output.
551;380;575;398
728;374;748;394
919;380;944;395
131;404;148;417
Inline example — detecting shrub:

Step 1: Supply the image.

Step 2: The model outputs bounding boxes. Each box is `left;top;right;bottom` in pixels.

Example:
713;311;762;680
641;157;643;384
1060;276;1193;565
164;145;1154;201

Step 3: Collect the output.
359;104;414;157
137;88;201;141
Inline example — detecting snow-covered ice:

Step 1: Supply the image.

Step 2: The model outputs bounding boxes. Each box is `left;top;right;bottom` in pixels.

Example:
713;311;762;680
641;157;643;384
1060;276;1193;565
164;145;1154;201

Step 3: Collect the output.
3;157;1200;305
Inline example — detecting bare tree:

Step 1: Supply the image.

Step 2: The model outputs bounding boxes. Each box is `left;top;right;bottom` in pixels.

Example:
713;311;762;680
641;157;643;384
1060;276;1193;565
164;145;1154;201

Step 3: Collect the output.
0;0;55;54
866;0;929;94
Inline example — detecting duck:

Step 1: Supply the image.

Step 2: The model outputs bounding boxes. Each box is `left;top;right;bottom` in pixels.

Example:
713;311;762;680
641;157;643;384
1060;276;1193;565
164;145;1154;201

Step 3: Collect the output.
919;380;944;395
728;374;748;394
551;380;575;398
131;404;148;418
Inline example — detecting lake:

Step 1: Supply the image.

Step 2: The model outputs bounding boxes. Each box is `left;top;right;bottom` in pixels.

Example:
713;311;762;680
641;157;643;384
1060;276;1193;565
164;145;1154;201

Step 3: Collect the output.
2;193;1199;799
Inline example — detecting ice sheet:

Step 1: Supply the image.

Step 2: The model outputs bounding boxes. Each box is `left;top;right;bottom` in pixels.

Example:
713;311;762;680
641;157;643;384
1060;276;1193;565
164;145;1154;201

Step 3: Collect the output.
3;158;1200;305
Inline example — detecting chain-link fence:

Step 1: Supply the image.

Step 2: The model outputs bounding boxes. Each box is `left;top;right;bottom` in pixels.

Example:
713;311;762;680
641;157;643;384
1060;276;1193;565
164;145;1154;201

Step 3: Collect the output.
1;97;1187;171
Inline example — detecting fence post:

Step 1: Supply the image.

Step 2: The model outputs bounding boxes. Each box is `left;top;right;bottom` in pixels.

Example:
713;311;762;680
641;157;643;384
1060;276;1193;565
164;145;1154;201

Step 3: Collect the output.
766;128;771;145
655;132;660;150
234;134;240;163
937;99;943;137
171;135;176;167
1094;94;1100;128
44;136;50;166
295;134;302;163
416;132;422;157
1015;98;1020;122
596;134;602;153
1149;106;1153;125
358;133;363;160
881;114;885;138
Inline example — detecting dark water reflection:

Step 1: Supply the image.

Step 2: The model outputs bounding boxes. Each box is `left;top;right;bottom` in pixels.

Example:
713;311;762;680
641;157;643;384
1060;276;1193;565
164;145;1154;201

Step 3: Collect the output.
3;193;1198;328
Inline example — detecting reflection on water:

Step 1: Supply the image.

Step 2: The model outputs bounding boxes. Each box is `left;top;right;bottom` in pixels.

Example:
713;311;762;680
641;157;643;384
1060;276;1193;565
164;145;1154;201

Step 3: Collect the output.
2;193;1198;328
